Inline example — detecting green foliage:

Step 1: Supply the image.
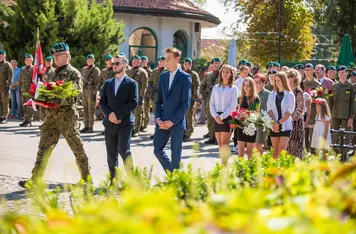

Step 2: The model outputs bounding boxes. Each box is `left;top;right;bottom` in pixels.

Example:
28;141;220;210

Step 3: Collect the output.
36;81;80;103
0;0;124;68
2;152;356;233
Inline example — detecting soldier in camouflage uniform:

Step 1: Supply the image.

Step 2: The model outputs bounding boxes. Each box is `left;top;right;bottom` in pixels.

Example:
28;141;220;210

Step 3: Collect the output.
80;54;101;133
100;54;115;86
149;56;167;139
200;57;222;144
141;56;152;132
19;54;34;127
39;56;56;122
19;43;91;188
182;58;200;142
126;55;148;137
0;50;13;124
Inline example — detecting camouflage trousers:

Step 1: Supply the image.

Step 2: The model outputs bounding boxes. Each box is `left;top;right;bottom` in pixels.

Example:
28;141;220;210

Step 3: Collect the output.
185;106;194;137
151;97;157;115
205;98;214;137
82;88;97;128
31;107;90;180
142;97;151;129
0;87;9;118
134;104;143;132
21;91;34;122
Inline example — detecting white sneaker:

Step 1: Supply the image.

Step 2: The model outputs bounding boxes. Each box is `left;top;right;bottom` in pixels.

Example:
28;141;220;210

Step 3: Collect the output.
231;145;238;153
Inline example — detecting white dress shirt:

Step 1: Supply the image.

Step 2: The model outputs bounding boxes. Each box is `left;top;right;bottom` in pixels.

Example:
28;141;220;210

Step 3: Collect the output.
267;90;295;131
233;75;244;97
169;67;179;90
114;74;126;95
210;84;238;120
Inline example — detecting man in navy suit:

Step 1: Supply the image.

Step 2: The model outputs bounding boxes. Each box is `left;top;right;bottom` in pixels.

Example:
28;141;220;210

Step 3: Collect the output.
153;47;192;173
100;57;138;180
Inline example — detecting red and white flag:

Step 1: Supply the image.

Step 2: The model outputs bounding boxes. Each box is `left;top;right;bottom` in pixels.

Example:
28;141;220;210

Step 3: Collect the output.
32;38;44;83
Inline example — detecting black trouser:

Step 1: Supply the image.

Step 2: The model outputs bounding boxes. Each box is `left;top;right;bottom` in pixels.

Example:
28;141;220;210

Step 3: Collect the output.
233;128;238;146
104;125;134;179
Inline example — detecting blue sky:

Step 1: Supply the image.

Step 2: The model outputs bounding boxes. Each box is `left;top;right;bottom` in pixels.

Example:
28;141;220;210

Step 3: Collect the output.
201;0;244;39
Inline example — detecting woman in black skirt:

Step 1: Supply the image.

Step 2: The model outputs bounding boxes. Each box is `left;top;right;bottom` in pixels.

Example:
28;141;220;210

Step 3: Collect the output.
210;64;238;166
237;77;260;159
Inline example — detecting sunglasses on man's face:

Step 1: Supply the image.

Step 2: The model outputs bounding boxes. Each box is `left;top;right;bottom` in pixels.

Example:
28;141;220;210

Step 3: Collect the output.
113;62;122;66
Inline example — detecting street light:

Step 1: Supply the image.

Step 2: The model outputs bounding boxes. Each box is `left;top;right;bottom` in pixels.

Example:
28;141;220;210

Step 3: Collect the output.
278;0;282;64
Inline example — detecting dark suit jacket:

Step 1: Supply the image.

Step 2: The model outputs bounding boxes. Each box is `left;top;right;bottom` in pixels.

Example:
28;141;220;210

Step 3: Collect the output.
100;76;138;129
155;68;192;130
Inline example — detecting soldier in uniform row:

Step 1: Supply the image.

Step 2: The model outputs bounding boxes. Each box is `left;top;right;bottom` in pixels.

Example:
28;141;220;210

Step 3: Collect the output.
200;57;222;144
149;56;167;139
141;56;152;132
19;43;91;188
182;58;200;142
0;49;13;124
326;65;337;82
19;54;34;127
126;55;148;137
43;56;55;82
80;54;101;133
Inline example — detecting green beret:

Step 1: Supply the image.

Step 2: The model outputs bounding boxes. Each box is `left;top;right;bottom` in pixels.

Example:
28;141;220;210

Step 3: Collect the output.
305;63;314;69
266;61;274;69
87;54;95;59
105;54;113;61
119;52;126;57
51;43;69;54
141;56;148;61
297;64;305;69
132;55;141;60
212;57;222;62
327;65;336;71
0;50;6;55
239;60;247;65
246;61;252;67
45;56;53;62
351;71;356;76
337;65;348;71
184;58;192;64
24;53;33;59
273;62;281;67
158;56;165;61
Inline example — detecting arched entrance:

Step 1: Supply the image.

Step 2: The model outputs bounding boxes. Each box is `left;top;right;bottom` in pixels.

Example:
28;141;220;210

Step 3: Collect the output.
173;30;188;59
129;27;157;66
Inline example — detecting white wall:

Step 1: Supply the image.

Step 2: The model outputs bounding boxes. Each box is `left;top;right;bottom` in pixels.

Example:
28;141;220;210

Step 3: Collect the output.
114;13;200;59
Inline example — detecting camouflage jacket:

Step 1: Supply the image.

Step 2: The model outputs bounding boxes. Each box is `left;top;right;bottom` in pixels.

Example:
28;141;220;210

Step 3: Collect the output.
143;67;153;99
200;71;219;100
185;70;200;101
150;67;167;94
99;67;115;89
127;66;148;98
45;66;56;82
81;65;101;91
19;65;34;92
0;60;12;88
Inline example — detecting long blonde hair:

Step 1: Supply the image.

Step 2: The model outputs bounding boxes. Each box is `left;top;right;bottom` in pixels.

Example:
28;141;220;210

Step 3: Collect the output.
240;77;258;105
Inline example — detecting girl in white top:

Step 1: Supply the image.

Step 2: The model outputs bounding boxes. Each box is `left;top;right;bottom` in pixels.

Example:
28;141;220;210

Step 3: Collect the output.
210;65;238;166
311;98;331;160
267;71;295;158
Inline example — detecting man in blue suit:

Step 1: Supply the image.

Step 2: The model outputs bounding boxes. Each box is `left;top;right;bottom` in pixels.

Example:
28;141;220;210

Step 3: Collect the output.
153;47;192;173
100;57;138;180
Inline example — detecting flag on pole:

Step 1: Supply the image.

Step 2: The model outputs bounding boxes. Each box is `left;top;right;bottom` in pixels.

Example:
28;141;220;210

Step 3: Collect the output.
32;28;44;83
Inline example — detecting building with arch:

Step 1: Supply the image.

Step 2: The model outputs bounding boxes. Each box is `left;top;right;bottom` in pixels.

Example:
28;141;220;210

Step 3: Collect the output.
112;0;220;65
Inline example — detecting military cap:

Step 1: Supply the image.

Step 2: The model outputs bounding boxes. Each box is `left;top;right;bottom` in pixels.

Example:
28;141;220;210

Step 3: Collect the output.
158;56;165;61
350;71;356;76
266;61;274;69
132;55;141;60
305;63;314;69
268;69;278;75
51;43;69;54
212;57;222;62
184;58;192;64
45;56;53;62
337;65;348;71
272;62;281;67
105;54;113;61
293;64;304;69
141;56;148;61
327;65;336;71
86;54;95;59
119;52;126;57
24;53;33;59
0;50;6;55
246;61;252;67
239;59;247;65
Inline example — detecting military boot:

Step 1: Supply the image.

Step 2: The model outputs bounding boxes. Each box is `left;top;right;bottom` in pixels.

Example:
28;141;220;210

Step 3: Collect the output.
19;120;32;127
204;136;217;145
80;127;88;133
86;128;94;133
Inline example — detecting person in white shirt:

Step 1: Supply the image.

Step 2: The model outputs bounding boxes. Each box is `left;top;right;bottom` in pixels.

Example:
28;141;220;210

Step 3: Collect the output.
210;65;238;166
267;71;295;158
234;65;250;96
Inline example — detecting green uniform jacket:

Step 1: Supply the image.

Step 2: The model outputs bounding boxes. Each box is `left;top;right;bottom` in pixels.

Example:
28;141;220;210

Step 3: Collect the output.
45;66;56;82
143;67;153;99
185;70;200;102
19;65;34;93
0;60;12;89
200;71;219;101
329;81;355;119
127;67;148;98
81;65;101;93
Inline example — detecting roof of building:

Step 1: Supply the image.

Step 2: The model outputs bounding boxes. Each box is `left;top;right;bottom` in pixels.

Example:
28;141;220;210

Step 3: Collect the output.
103;0;221;25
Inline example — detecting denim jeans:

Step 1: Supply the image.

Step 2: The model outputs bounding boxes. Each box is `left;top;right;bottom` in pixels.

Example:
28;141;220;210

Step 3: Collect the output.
10;87;22;118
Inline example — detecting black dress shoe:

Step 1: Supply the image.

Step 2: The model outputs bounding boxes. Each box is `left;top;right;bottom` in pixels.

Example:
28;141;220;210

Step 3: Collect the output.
204;137;216;144
132;131;138;137
183;135;190;142
80;127;88;133
86;128;94;133
18;180;29;189
203;133;210;138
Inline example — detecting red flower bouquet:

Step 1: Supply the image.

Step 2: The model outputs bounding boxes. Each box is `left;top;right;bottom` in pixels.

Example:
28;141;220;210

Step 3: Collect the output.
308;87;333;100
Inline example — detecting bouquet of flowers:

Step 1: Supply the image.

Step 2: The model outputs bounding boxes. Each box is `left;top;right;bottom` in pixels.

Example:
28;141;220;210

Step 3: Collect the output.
24;80;80;110
308;86;333;100
230;109;274;136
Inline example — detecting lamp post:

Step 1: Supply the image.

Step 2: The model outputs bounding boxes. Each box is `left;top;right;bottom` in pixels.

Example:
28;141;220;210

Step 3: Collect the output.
278;0;283;64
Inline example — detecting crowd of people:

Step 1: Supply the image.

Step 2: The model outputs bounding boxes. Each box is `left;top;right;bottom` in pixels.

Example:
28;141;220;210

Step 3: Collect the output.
1;45;356;187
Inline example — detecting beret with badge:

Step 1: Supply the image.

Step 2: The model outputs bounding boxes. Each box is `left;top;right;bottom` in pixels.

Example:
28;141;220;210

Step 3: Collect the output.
51;43;69;54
